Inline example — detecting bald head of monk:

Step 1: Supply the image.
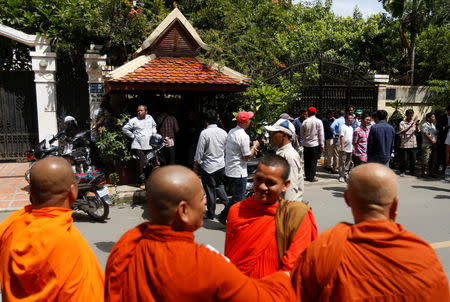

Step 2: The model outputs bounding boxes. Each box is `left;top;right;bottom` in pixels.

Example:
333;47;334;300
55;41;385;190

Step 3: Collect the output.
146;165;206;232
344;163;399;224
30;156;78;209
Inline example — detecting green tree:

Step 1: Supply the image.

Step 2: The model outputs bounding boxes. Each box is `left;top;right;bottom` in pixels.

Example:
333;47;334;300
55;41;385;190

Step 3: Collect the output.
378;0;434;85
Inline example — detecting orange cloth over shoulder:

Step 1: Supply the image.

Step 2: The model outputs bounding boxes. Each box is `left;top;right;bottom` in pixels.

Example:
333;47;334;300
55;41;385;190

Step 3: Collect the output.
0;205;105;301
105;222;296;302
225;196;317;278
292;220;450;302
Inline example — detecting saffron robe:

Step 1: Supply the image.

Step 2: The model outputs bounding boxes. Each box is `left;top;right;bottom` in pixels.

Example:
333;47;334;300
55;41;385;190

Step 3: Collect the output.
292;220;450;301
0;205;105;301
105;223;296;302
225;196;318;278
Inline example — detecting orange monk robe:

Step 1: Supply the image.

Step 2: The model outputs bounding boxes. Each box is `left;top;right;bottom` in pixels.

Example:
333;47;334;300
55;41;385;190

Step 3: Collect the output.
0;205;105;301
292;220;450;302
225;196;318;278
105;222;296;302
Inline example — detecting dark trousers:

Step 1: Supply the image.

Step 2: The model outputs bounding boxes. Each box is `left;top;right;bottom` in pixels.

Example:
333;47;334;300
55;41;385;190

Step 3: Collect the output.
200;167;228;217
219;176;247;220
134;149;150;184
352;154;365;167
304;146;320;181
163;146;176;165
399;148;417;174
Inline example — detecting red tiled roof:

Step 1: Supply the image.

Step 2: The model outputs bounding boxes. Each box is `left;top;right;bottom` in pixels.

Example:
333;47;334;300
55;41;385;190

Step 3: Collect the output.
111;57;247;86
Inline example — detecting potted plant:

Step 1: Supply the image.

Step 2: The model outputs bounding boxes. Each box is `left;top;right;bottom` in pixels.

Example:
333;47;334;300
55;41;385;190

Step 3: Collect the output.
95;113;135;184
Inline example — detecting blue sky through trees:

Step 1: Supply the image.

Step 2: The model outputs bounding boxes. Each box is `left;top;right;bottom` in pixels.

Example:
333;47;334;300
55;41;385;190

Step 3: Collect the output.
295;1;386;18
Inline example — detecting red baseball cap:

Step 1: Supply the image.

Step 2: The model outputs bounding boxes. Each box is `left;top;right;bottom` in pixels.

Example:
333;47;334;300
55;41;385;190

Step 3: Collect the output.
308;106;317;113
236;111;254;124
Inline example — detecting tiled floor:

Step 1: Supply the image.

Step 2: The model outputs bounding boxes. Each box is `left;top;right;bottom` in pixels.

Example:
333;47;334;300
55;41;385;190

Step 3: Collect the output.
0;163;30;211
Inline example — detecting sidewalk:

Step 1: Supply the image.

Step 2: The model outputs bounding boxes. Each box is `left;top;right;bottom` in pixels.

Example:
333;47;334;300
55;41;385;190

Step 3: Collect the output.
0;163;31;211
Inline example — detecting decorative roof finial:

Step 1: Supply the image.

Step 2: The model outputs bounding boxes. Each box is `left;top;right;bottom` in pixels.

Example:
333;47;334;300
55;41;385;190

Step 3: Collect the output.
173;1;178;8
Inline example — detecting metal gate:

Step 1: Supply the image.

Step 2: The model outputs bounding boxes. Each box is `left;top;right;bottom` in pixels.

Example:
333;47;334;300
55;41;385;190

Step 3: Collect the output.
0;71;38;160
266;60;378;116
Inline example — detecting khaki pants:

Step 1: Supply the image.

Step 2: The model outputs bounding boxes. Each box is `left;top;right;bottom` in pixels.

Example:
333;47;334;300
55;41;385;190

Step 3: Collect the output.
339;151;353;178
297;146;305;177
332;141;340;172
324;139;334;169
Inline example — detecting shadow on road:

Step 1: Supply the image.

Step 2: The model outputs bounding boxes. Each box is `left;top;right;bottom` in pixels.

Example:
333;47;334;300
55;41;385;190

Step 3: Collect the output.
202;219;226;232
94;241;116;253
72;212;108;223
434;195;450;199
316;171;339;180
412;185;450;193
131;202;151;220
321;186;345;198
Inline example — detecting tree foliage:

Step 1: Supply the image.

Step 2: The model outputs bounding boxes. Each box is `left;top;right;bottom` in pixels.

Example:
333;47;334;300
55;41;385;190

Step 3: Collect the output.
0;0;448;119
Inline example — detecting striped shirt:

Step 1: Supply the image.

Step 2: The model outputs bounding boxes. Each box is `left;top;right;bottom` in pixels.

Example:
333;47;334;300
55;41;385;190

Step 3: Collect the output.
353;125;370;162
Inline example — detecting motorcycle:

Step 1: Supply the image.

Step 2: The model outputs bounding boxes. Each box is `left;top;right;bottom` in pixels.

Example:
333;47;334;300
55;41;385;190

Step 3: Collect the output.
62;129;95;174
24;134;61;182
24;116;112;222
141;134;166;179
245;157;261;198
72;170;113;222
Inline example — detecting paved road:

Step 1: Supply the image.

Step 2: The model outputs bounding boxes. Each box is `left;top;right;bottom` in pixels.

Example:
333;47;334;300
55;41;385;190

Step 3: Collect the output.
0;175;449;280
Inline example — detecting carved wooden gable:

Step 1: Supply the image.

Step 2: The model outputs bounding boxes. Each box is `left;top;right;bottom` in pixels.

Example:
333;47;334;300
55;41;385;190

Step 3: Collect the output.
150;20;200;57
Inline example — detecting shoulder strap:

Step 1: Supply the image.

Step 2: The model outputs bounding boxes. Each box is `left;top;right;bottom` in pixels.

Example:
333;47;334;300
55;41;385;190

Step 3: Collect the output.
275;200;310;264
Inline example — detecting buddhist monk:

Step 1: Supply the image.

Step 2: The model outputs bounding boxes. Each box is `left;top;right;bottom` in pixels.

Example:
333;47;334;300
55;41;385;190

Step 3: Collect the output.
292;163;450;301
225;155;318;278
0;157;105;301
104;165;296;302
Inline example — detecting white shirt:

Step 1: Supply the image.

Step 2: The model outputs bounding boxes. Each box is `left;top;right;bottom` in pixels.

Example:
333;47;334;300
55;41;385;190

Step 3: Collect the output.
276;143;304;202
122;114;157;150
340;124;354;153
445;131;450;145
300;116;325;147
194;124;228;174
224;126;251;178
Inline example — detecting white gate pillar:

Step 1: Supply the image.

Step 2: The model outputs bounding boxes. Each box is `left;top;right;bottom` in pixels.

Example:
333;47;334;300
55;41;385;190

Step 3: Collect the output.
30;37;58;141
84;45;107;122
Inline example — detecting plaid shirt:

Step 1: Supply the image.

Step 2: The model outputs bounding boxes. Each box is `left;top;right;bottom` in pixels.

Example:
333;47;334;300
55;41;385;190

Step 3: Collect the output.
353;125;370;162
156;113;179;139
399;120;417;148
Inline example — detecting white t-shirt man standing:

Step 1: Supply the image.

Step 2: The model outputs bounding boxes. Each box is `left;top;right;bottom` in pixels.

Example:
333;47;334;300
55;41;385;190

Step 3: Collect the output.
218;111;259;224
339;114;354;182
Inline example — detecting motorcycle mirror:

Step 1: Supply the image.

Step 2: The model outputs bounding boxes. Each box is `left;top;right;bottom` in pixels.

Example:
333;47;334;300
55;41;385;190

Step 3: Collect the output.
44;134;54;149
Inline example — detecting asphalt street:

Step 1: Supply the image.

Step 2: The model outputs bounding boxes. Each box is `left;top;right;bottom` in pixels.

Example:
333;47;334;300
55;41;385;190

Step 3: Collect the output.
0;175;449;281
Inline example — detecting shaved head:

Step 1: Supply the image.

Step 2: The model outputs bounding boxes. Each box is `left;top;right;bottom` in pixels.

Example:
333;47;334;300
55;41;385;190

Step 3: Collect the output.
146;165;205;231
344;163;399;223
30;156;77;208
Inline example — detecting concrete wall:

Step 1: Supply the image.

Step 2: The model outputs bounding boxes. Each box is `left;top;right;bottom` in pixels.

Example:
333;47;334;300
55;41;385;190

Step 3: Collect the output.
377;85;433;122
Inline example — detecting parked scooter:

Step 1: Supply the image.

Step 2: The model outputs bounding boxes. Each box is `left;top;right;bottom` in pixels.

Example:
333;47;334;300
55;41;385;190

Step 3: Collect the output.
245;157;261;197
72;170;113;222
62;129;95;173
24;116;112;222
142;134;166;179
24;134;60;182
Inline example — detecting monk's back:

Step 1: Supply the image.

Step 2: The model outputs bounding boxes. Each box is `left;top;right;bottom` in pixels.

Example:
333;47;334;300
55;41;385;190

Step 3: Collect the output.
106;223;295;302
124;227;224;301
293;221;450;301
0;206;105;301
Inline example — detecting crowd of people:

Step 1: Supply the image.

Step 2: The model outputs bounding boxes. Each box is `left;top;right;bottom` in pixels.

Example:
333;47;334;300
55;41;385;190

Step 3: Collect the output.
288;104;450;182
0;156;449;301
93;103;450;226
